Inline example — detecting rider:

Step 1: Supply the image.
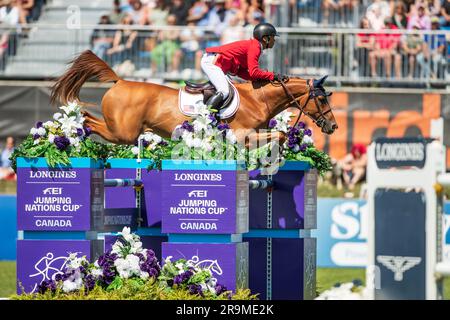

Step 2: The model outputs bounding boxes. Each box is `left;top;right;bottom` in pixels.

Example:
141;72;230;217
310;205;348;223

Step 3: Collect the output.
200;22;285;110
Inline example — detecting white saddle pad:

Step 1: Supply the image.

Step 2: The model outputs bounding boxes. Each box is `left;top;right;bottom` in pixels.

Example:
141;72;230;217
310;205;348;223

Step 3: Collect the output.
178;81;240;119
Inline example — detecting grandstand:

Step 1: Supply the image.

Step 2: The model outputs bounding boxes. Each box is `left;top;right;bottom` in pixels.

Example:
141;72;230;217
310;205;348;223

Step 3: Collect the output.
0;0;447;141
0;0;446;86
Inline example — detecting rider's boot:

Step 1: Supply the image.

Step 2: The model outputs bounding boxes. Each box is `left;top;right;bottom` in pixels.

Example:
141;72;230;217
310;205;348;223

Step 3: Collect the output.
205;92;225;110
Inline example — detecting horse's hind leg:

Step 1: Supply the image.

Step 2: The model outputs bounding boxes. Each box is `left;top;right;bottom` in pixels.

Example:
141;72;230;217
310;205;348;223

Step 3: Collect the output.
82;110;123;144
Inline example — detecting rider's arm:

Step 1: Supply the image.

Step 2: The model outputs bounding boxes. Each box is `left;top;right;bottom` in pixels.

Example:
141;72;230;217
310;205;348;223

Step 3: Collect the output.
247;42;275;81
236;68;251;81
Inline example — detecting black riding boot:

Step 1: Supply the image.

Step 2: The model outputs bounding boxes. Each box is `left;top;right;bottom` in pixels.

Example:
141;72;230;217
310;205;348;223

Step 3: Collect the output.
205;92;224;110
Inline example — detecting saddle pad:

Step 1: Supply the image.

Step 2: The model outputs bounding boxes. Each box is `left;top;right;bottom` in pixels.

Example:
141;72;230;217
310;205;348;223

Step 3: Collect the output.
178;81;240;120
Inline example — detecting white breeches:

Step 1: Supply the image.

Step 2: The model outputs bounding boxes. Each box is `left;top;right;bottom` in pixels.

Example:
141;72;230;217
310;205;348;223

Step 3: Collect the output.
200;53;230;99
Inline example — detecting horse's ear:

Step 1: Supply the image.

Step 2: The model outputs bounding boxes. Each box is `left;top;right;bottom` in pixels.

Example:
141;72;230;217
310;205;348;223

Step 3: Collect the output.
314;75;328;87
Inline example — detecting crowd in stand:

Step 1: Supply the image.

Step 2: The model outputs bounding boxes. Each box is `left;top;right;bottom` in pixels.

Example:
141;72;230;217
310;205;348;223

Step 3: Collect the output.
89;0;448;80
91;0;267;77
353;0;449;79
0;0;46;70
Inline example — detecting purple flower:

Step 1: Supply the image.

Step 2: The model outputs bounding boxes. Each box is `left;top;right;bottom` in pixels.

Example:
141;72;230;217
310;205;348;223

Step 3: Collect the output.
37;280;56;294
159;141;168;146
268;119;277;129
36;121;43;128
298;122;306;129
215;284;228;295
54;273;63;282
142;140;150;148
289;127;299;136
304;129;312;136
181;121;194;132
188;284;203;296
300;143;308;151
83;126;92;137
174;275;183;285
84;274;96;292
33;134;40;140
148;268;159;277
76;128;84;137
54;136;70;150
208;114;217;125
217;123;230;131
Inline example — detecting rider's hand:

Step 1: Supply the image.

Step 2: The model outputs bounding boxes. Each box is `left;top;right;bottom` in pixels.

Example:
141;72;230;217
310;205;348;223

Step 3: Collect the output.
273;73;287;82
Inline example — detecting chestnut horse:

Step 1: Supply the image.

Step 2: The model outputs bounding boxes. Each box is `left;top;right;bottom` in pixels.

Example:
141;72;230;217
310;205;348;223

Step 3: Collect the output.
51;50;337;145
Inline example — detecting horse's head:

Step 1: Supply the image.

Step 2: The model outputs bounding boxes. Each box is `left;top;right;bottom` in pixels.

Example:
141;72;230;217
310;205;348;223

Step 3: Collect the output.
276;75;338;134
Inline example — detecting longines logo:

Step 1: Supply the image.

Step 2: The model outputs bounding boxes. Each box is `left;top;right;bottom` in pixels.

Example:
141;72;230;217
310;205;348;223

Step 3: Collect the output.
377;255;422;281
374;138;428;169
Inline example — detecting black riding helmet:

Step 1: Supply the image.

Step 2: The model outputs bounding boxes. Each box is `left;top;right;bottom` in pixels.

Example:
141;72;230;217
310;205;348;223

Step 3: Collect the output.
253;23;279;42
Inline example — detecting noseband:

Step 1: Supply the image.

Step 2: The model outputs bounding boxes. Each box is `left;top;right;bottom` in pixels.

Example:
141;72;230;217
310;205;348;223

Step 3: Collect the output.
277;78;333;129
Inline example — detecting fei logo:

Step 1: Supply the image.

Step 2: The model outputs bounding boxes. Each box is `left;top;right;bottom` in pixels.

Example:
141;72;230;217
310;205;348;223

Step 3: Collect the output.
188;190;208;198
377;255;422;281
42;187;62;195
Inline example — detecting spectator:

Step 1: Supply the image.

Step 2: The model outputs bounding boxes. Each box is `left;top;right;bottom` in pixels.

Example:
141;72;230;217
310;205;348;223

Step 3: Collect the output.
177;21;204;78
354;17;375;77
220;11;245;44
146;0;169;25
20;0;33;23
169;0;189;25
120;0;135;14
419;16;447;78
207;0;236;37
391;1;408;29
151;14;181;76
0;136;15;180
407;4;431;30
366;0;391;30
401;22;426;78
339;143;368;190
440;0;450;27
110;0;127;24
187;0;211;24
369;17;402;78
107;14;138;66
322;0;340;26
424;0;441;16
0;0;22;70
129;0;147;25
245;0;265;26
90;15;115;60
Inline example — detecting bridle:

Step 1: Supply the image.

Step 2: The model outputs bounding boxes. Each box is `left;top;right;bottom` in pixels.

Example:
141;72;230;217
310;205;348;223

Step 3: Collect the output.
276;77;333;129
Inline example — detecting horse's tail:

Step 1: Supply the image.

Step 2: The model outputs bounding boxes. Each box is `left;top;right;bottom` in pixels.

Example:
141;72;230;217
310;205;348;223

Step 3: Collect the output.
50;50;120;105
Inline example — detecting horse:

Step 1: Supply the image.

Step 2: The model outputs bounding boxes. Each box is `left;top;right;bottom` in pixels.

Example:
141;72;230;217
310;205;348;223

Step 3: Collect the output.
50;50;338;146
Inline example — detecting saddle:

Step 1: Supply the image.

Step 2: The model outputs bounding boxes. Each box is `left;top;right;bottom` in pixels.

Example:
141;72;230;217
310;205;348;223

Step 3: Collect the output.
185;80;234;109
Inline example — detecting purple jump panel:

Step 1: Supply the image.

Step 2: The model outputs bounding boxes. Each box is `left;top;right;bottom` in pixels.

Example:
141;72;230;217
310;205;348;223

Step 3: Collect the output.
161;167;248;234
17;158;104;231
16;240;91;294
249;168;317;229
244;237;316;300
162;242;248;292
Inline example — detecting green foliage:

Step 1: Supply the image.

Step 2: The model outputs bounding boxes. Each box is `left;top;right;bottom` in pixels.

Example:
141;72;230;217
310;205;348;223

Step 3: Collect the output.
10;135;109;171
11;279;256;300
287;146;333;176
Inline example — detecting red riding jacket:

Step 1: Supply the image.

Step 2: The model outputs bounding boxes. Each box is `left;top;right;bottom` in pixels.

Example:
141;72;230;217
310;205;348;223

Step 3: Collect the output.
205;39;275;81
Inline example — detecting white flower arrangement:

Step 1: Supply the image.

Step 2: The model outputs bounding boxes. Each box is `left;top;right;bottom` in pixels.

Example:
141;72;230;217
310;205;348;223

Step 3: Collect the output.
28;101;89;153
61;253;90;293
170;102;238;160
315;281;370;300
